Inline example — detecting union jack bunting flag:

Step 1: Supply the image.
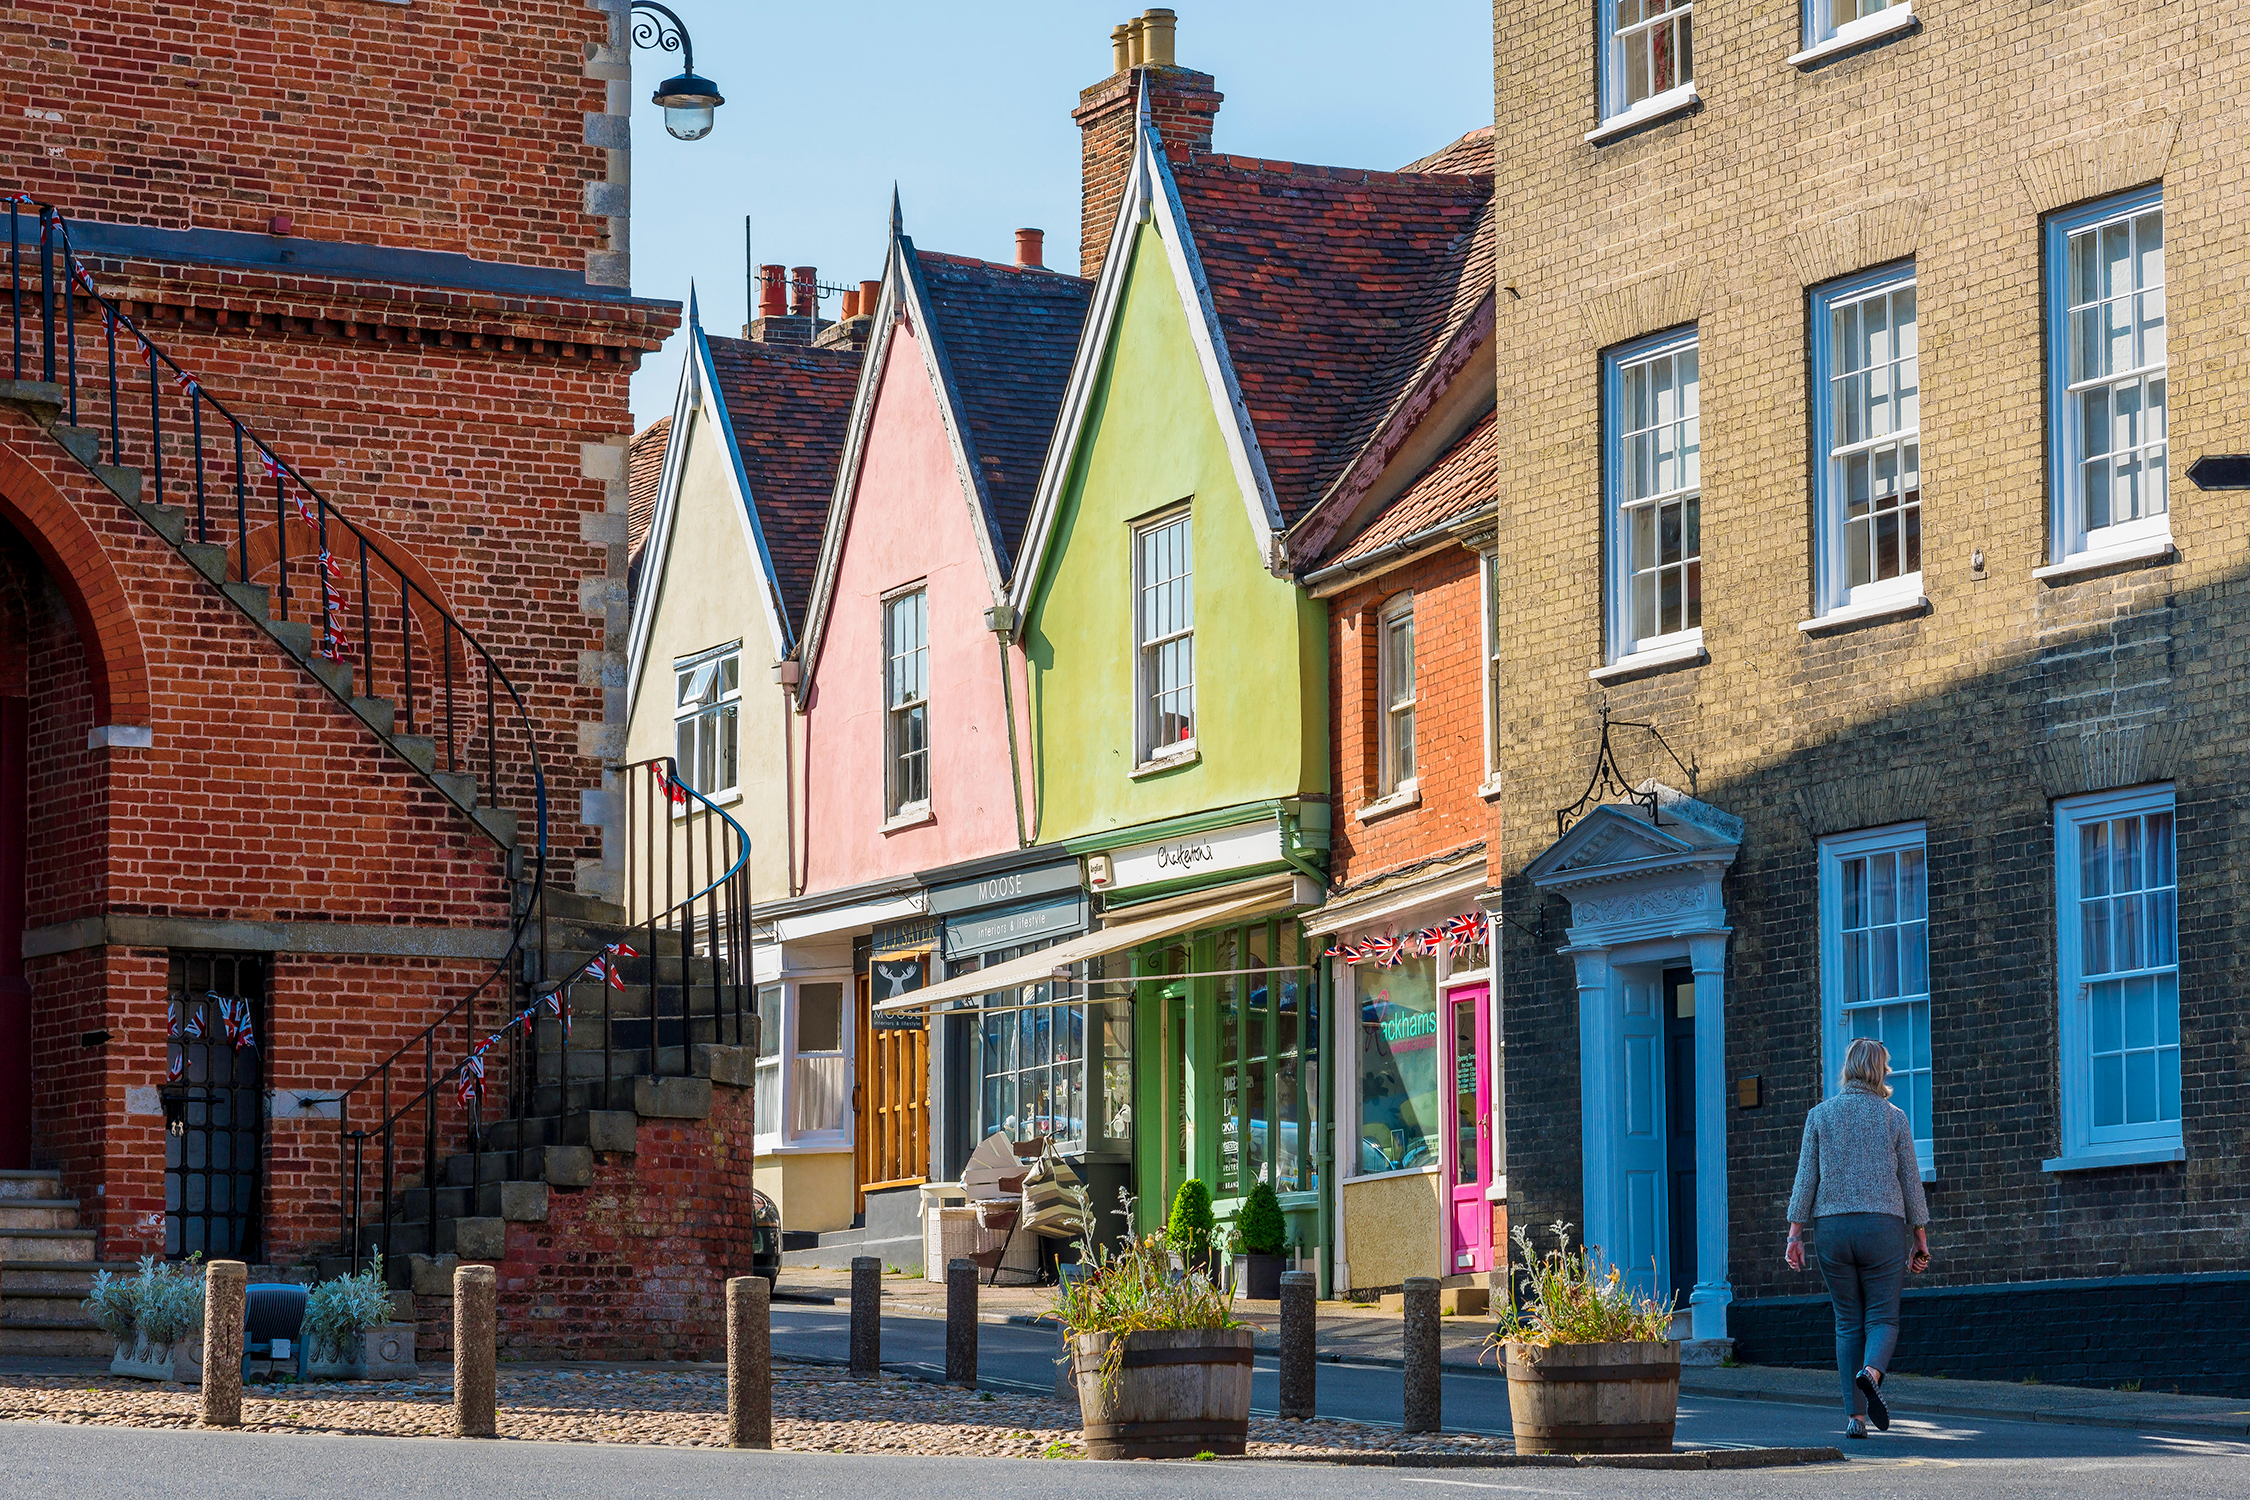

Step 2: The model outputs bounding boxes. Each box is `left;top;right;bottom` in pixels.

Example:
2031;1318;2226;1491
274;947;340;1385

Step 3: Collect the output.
209;993;257;1051
456;1050;485;1108
259;449;285;481
1415;925;1448;956
172;368;198;398
1362;934;1407;969
541;987;571;1041
1321;942;1354;960
180;1007;207;1041
1444;911;1487;956
652;763;689;807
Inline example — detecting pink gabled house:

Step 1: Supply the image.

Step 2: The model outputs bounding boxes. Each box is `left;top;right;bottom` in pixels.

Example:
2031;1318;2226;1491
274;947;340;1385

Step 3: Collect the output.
757;203;1094;1268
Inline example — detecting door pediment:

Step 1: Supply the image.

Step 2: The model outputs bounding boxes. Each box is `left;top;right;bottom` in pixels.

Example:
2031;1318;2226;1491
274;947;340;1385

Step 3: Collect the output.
1525;792;1740;945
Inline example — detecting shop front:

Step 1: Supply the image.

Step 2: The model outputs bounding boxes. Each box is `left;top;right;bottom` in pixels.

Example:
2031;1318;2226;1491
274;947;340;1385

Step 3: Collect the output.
1311;849;1500;1298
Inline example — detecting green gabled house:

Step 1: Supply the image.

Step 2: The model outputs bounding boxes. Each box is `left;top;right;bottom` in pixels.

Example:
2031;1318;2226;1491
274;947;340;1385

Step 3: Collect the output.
991;67;1493;1282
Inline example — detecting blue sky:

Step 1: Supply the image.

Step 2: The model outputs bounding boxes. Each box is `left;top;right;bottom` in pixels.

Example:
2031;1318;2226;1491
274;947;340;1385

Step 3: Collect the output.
624;1;1493;426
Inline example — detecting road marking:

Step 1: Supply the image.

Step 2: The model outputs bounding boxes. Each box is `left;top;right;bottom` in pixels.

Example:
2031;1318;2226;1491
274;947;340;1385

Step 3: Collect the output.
1394;1481;1571;1494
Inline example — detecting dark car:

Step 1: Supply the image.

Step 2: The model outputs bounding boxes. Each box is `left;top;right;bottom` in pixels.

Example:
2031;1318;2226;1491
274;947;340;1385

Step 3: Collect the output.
751;1188;781;1288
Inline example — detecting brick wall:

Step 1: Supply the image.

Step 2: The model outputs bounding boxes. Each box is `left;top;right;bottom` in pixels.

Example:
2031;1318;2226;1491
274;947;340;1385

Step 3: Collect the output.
1326;545;1492;888
1490;0;2250;1363
1075;63;1223;278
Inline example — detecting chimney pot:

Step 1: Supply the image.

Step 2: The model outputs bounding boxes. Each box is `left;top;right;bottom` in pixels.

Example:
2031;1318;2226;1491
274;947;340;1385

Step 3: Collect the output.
791;266;818;320
859;279;882;314
1141;9;1176;67
757;264;787;317
1014;229;1045;269
839;289;860;319
1126;16;1146;67
1110;23;1132;73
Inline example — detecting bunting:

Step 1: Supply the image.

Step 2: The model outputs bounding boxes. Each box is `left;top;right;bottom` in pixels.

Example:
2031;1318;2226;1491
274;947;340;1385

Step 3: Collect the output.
651;762;689;808
449;938;641;1113
205;993;258;1051
455;1048;485;1108
1323;910;1491;966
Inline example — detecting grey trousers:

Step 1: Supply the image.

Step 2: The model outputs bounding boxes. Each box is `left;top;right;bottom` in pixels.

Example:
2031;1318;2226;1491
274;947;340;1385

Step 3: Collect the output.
1814;1212;1908;1418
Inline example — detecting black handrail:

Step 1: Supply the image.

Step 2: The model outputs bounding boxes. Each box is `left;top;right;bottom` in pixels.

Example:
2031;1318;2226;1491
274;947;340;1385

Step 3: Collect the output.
4;193;557;1267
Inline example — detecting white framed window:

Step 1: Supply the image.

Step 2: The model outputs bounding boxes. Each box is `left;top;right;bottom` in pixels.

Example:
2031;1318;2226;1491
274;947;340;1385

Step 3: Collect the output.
1811;262;1920;616
1378;593;1416;796
1799;0;1912;58
1133;508;1195;763
2047;187;2167;564
1603;328;1701;663
673;642;740;796
1819;823;1933;1177
1598;1;1694;126
787;979;851;1142
882;585;929;819
1480;551;1503;786
2052;785;2181;1170
752;982;782;1140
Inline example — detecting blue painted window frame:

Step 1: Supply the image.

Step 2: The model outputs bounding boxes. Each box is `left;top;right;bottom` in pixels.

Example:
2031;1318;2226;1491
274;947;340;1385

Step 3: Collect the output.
1601;324;1702;663
1818;821;1935;1180
1808;259;1920;617
2044;184;2168;564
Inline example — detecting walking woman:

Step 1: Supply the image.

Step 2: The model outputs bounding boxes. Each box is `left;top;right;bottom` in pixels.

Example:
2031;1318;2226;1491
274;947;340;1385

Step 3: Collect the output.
1784;1036;1932;1438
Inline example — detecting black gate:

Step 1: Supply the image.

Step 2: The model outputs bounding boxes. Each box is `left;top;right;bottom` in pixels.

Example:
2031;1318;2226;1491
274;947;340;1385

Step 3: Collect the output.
165;952;267;1260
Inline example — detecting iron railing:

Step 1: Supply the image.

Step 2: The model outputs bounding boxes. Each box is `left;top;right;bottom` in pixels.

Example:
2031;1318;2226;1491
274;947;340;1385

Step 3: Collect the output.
2;194;558;1266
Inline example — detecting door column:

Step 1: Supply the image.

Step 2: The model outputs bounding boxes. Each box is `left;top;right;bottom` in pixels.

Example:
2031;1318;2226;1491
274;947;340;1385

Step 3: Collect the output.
1565;944;1613;1265
1687;931;1731;1341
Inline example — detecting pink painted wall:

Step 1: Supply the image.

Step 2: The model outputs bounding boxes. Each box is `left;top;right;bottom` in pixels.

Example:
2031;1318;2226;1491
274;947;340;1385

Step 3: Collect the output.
799;323;1027;891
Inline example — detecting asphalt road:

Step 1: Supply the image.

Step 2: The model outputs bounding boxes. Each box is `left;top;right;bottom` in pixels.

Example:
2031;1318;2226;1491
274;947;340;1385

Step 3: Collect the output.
5;1423;2250;1500
770;1305;2250;1465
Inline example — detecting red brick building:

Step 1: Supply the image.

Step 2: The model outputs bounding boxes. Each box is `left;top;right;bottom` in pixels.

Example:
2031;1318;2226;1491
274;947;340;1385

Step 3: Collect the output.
0;3;761;1360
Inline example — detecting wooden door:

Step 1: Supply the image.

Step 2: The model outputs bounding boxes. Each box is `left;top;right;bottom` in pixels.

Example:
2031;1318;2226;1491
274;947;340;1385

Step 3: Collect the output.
856;961;930;1209
1616;971;1669;1301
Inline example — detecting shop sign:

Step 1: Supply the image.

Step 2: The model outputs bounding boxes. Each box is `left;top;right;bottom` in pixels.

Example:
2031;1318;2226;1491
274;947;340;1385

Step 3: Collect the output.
1104;818;1284;894
944;891;1087;958
925;859;1084;918
868;952;926;1032
870;914;939;960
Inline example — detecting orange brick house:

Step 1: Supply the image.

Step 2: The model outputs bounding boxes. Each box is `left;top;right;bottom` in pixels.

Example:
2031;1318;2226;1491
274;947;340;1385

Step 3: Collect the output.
0;3;765;1361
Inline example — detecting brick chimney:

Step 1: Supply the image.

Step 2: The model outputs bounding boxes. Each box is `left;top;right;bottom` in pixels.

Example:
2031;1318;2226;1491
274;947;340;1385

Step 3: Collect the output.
746;261;829;346
1074;7;1221;279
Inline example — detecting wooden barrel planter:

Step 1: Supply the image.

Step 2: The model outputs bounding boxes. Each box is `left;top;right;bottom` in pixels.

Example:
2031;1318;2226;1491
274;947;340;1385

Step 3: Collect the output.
1071;1327;1255;1460
1503;1339;1681;1454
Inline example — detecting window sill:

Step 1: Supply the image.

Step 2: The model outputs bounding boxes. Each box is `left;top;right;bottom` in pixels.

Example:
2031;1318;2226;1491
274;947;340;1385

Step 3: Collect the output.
1590;637;1707;684
1355;783;1421;825
2042;1143;2185;1174
880;805;934;835
1347;1162;1444;1183
1799;593;1929;635
1586;83;1699;145
1789;5;1917;68
2034;535;2176;585
674;785;742;822
1129;747;1200;780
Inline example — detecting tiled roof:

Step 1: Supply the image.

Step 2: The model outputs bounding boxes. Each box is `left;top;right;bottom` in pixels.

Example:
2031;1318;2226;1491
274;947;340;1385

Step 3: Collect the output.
912;250;1092;574
703;333;864;635
1331;408;1497;565
625;415;669;559
1398;125;1495;175
1169;146;1493;526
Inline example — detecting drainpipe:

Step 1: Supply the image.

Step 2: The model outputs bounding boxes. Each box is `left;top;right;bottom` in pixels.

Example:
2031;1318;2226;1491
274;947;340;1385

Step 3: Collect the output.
774;659;805;896
985;606;1029;848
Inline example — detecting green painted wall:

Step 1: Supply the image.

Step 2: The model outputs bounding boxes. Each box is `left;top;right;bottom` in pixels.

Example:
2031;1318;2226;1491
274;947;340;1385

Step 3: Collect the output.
1023;223;1329;844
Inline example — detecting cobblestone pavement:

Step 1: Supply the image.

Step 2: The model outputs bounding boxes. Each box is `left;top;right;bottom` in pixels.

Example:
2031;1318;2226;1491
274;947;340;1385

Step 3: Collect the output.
0;1363;1512;1458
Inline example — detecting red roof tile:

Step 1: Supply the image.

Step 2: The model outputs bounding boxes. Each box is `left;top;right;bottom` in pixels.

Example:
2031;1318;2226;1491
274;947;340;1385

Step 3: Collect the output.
626;415;670;561
1169;146;1493;526
703;333;863;637
1331;409;1497;565
1398;125;1495;175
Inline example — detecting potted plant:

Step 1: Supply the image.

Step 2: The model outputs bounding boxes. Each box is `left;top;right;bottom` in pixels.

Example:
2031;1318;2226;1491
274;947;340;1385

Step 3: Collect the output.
302;1253;417;1379
1164;1177;1216;1274
1489;1222;1680;1454
1232;1181;1288;1300
89;1256;206;1384
1054;1189;1254;1460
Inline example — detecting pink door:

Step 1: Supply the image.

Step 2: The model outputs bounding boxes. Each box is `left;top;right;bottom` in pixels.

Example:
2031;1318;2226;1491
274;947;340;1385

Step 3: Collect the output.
1445;982;1494;1274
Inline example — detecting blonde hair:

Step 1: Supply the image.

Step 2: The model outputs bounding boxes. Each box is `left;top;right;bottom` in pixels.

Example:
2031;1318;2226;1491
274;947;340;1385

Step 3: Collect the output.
1842;1037;1892;1097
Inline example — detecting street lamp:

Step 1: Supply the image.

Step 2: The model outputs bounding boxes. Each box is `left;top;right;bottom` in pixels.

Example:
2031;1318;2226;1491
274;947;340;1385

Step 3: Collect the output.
632;2;725;142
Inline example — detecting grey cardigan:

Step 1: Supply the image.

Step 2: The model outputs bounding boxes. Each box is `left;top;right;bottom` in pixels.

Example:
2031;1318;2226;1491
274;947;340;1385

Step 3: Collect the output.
1786;1083;1930;1227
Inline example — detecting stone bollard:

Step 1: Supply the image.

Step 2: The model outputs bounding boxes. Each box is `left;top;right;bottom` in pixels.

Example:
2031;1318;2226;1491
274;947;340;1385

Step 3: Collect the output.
849;1255;881;1381
199;1260;247;1427
453;1263;497;1438
1402;1276;1441;1434
1278;1270;1316;1419
726;1276;772;1449
945;1258;978;1387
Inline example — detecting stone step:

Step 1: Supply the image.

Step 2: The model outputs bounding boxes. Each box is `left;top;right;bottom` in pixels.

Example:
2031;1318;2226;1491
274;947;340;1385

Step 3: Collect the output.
221;581;271;619
437;1144;591;1189
0;1200;80;1231
308;655;355;696
0;1259;134;1294
1;1323;114;1357
559;1109;638;1154
0;1229;94;1262
0;1169;64;1200
399;1180;547;1224
542;888;630;926
265;617;314;659
471;807;518;847
123;496;186;543
431;770;479;808
48;422;101;465
389;733;437;772
3;1289;100;1323
0;379;67;423
179;539;232;585
350;696;397;735
93;462;141;504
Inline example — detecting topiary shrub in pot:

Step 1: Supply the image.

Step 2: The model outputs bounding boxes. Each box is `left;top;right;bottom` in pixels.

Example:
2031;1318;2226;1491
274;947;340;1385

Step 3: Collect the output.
1232;1181;1288;1300
1489;1222;1680;1455
1164;1177;1216;1274
1054;1189;1252;1460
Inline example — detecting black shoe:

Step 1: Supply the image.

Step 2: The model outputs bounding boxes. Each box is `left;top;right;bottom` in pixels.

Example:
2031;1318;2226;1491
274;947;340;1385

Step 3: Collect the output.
1856;1368;1890;1431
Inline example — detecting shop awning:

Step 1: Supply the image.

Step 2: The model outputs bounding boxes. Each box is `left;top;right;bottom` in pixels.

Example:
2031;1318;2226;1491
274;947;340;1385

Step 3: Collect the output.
869;888;1289;1016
